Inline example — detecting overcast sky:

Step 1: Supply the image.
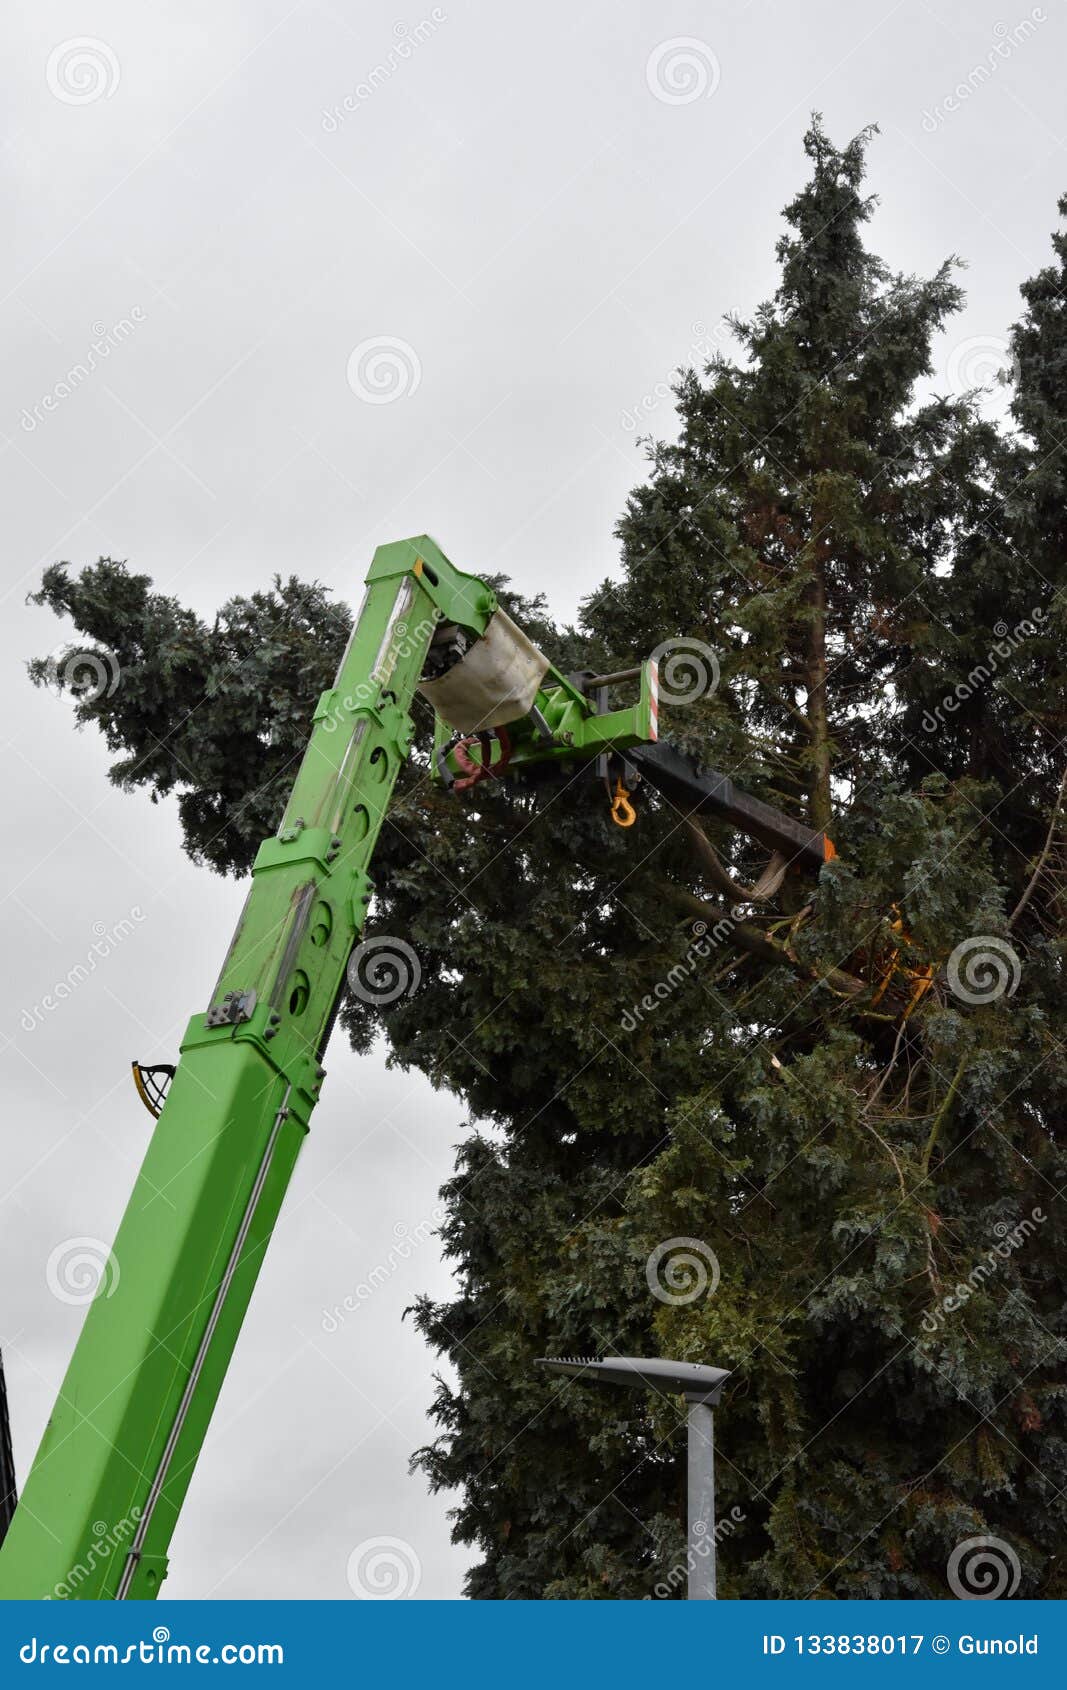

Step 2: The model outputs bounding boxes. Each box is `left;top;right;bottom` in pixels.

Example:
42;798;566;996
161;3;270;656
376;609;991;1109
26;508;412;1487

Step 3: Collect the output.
2;0;1064;1601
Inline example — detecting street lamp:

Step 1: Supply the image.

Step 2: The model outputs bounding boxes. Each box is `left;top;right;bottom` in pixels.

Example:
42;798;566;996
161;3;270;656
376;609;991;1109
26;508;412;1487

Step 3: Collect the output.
537;1355;730;1601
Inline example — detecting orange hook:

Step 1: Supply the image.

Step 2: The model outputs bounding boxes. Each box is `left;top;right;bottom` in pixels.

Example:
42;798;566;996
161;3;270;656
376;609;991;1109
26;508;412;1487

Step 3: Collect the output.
610;778;636;828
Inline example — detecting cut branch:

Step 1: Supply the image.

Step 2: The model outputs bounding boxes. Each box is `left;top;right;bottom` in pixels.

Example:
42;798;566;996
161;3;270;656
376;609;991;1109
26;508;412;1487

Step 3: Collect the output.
683;816;788;903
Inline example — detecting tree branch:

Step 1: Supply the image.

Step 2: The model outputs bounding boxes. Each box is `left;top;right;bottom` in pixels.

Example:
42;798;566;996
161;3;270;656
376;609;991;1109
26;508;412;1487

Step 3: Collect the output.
1009;762;1067;929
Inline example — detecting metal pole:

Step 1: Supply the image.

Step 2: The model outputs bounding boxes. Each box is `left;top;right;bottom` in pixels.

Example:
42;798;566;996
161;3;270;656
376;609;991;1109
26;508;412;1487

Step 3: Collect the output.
582;666;643;689
0;1350;16;1549
687;1400;716;1599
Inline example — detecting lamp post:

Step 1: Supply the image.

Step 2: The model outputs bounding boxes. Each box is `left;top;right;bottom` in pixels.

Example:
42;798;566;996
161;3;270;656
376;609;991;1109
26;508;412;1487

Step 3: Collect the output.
537;1355;729;1600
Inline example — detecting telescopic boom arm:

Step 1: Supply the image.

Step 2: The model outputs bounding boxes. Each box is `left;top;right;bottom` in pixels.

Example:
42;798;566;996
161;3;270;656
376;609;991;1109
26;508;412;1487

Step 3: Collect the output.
0;538;499;1599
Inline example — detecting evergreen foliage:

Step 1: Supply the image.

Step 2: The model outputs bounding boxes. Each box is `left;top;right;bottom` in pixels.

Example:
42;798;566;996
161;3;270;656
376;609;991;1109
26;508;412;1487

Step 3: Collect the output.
28;121;1067;1597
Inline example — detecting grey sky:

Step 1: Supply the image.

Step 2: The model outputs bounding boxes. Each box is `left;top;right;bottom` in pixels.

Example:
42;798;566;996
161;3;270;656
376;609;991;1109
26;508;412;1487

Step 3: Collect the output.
2;0;1063;1600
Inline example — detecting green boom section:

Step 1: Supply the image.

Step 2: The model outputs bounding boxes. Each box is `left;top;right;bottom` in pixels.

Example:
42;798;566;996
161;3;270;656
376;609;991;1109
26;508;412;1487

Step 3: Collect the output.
0;537;495;1600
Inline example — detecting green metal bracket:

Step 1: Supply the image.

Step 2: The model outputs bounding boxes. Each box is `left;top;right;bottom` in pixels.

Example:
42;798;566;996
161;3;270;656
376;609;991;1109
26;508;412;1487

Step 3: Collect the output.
432;659;659;781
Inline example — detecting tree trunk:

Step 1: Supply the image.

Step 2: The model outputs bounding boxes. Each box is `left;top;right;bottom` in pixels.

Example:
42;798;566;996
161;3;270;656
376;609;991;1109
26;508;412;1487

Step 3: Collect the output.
806;557;833;832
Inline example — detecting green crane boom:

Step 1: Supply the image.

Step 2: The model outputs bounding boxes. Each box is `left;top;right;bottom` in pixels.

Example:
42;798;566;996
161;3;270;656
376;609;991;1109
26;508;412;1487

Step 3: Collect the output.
0;535;830;1599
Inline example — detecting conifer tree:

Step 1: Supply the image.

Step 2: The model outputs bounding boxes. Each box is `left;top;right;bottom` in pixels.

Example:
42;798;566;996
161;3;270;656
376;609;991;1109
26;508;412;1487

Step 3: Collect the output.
27;122;1067;1598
